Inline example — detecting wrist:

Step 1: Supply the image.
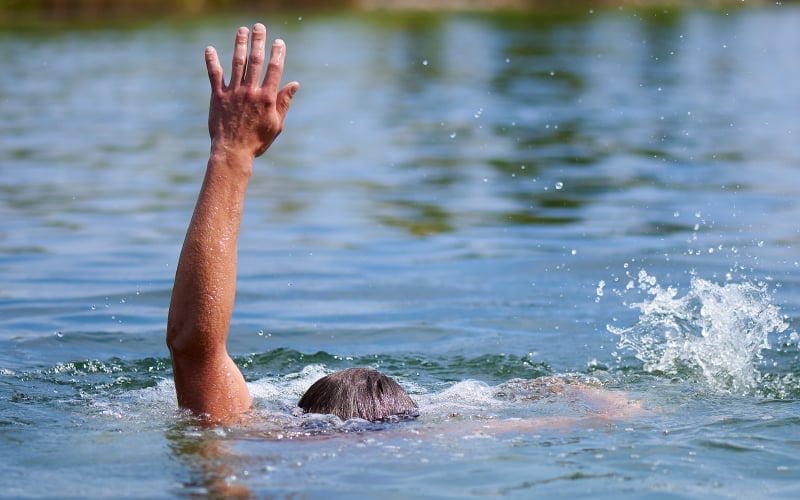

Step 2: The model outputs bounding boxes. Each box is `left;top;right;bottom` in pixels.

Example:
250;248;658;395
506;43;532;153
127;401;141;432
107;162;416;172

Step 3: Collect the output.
208;141;256;176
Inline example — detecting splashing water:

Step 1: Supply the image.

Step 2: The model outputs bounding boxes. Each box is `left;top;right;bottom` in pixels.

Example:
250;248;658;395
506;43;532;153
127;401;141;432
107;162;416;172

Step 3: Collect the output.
607;270;789;395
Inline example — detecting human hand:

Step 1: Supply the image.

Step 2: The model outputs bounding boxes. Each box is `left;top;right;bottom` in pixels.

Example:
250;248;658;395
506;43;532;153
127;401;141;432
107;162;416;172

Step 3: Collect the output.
205;23;299;159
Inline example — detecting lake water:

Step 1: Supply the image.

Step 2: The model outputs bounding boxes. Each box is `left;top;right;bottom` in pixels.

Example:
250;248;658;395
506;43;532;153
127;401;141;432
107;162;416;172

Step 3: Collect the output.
2;5;800;498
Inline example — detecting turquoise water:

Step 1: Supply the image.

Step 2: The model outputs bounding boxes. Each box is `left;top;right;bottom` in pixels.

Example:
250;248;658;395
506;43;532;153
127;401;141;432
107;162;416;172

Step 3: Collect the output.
2;6;800;497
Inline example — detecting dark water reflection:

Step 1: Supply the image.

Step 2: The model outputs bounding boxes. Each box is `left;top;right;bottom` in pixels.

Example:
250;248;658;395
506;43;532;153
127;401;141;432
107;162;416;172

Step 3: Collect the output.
255;8;795;242
3;9;797;245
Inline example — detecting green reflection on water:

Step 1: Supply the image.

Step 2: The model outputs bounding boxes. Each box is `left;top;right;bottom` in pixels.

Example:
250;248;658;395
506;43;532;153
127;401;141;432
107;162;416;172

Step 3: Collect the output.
377;199;454;236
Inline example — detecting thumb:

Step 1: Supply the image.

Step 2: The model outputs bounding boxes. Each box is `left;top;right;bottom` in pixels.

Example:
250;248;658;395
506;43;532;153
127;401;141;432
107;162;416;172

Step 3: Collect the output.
276;82;299;117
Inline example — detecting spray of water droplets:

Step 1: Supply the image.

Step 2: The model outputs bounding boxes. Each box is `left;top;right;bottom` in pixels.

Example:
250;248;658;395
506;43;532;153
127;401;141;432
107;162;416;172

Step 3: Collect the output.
606;270;792;395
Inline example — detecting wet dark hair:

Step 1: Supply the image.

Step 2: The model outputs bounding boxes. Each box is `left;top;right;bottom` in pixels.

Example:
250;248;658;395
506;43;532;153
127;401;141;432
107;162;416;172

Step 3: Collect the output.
298;368;418;422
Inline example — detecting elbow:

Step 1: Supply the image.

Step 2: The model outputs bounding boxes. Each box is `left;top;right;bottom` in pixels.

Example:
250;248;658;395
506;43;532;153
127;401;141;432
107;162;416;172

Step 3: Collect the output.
166;322;188;358
167;321;200;359
166;320;220;361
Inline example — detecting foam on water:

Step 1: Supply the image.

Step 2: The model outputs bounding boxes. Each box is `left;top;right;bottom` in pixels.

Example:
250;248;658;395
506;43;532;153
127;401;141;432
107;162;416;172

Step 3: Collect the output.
606;269;794;395
105;365;607;431
249;363;330;403
415;379;499;416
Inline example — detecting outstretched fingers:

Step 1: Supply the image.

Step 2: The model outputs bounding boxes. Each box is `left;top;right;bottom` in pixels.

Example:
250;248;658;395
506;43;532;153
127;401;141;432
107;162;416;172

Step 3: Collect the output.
205;24;299;156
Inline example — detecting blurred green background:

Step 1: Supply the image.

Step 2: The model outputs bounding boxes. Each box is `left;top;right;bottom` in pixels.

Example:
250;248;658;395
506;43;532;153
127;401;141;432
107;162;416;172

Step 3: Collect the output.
0;0;789;27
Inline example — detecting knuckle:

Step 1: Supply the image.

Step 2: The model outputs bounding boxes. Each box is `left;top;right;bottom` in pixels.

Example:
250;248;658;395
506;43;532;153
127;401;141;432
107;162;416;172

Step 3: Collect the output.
207;67;222;81
263;97;277;109
249;52;264;65
245;87;260;100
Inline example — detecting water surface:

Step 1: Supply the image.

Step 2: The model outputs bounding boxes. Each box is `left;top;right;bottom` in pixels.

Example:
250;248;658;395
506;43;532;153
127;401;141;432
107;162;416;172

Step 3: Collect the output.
2;6;800;497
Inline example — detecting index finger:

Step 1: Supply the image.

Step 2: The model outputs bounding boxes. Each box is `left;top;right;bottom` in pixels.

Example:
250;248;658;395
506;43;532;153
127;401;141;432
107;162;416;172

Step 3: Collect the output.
261;39;286;95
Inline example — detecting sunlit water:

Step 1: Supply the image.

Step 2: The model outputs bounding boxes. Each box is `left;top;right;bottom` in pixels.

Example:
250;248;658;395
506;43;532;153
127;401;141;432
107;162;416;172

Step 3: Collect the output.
2;6;800;497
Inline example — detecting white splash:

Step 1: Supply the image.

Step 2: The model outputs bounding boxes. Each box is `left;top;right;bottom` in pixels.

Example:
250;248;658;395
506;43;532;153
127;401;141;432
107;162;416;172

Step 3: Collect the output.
607;271;789;394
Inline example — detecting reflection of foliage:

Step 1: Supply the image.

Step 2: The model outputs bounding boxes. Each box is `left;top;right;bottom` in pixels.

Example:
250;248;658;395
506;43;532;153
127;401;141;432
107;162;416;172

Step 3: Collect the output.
503;210;580;226
376;199;454;237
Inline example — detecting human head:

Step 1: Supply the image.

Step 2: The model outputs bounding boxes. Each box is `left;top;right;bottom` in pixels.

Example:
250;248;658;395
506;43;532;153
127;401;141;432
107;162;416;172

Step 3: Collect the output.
298;367;418;422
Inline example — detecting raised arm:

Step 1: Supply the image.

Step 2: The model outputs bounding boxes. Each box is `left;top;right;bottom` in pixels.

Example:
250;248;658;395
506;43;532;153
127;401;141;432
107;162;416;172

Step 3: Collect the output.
166;23;299;421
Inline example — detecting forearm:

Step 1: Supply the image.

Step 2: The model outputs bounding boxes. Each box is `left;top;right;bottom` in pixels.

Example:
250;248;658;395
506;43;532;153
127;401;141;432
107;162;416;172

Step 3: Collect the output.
167;150;253;355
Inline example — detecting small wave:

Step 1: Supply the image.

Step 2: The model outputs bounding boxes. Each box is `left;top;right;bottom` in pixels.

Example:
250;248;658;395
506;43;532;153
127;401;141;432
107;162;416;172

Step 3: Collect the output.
248;363;330;409
415;379;499;416
606;270;795;396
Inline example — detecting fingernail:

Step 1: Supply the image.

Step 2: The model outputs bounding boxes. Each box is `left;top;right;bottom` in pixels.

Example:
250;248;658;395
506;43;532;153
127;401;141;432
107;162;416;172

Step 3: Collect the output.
273;40;285;62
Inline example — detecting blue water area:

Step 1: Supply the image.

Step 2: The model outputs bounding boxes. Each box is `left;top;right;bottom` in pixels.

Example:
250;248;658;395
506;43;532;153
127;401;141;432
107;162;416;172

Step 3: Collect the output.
2;5;800;497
